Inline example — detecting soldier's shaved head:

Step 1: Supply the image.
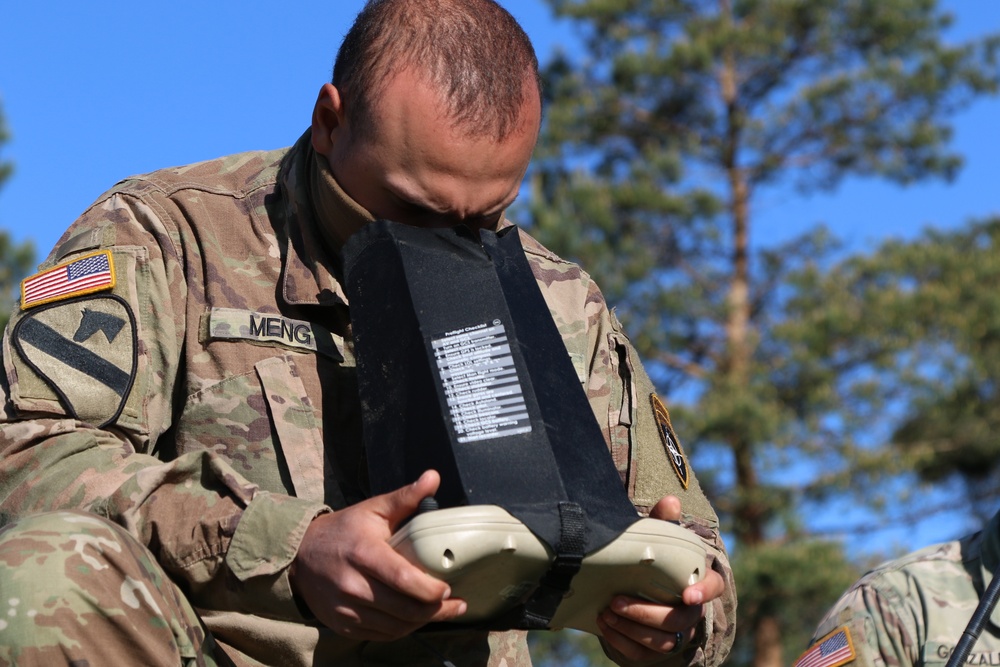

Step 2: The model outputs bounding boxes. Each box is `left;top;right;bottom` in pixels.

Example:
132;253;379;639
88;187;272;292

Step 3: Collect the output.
332;0;542;143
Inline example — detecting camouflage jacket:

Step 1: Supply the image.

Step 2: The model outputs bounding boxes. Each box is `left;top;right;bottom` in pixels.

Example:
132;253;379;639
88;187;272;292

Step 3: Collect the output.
1;132;735;666
800;510;1000;667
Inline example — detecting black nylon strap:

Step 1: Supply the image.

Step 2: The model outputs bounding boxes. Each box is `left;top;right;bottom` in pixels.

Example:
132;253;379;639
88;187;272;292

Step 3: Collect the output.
485;501;587;630
481;228;639;552
518;501;587;628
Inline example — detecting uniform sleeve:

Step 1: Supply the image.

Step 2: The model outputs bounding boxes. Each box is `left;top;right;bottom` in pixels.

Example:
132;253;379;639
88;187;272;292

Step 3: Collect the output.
579;278;737;667
802;575;922;667
0;188;328;620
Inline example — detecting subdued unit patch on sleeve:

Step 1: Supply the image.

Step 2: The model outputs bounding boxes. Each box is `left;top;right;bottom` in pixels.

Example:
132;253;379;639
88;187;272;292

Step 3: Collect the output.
20;250;116;309
794;626;856;667
11;295;138;428
650;393;689;489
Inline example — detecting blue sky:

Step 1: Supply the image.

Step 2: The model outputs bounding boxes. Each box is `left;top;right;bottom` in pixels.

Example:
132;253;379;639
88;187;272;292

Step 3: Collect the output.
2;1;997;259
2;1;999;555
0;1;570;255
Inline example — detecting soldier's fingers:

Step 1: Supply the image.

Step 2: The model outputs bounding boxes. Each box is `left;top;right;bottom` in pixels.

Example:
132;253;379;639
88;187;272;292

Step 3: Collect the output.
649;495;682;522
317;566;465;641
427;597;468;623
596;614;685;664
602;605;697;644
326;596;421;642
357;538;455;604
682;568;725;607
605;595;703;634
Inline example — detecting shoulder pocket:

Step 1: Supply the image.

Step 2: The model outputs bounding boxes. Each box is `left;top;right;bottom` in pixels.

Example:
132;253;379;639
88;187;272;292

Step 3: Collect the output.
606;330;636;495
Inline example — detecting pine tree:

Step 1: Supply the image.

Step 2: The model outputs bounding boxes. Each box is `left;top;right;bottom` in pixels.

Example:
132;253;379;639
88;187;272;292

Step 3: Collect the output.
785;216;1000;523
522;2;1000;664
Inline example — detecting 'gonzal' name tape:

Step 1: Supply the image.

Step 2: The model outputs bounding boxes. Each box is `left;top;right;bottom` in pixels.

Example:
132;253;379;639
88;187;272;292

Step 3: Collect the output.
207;308;344;361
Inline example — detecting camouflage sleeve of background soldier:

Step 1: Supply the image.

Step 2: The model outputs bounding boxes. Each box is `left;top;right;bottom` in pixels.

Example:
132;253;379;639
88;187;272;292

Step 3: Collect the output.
522;232;736;666
802;571;924;667
0;185;329;621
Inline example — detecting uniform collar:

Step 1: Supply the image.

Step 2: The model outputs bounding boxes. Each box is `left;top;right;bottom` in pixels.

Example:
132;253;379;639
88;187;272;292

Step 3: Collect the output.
278;132;373;307
311;145;375;250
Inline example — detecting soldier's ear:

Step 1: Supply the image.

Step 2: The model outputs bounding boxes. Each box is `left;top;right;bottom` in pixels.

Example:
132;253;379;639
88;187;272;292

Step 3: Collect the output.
311;83;348;156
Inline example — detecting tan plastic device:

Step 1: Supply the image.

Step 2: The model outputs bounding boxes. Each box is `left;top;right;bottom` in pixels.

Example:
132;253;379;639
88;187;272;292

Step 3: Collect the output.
389;505;706;635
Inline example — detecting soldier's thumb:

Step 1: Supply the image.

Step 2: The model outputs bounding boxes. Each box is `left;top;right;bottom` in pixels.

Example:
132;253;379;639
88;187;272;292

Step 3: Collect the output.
379;469;441;528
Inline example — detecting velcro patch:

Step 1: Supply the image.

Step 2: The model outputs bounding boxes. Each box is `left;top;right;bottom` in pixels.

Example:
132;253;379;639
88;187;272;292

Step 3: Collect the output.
208;308;344;361
20;250;116;309
794;626;855;667
650;393;689;489
12;295;138;428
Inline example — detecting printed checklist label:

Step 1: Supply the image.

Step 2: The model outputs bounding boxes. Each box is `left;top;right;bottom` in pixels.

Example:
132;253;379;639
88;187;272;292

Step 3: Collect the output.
432;321;531;443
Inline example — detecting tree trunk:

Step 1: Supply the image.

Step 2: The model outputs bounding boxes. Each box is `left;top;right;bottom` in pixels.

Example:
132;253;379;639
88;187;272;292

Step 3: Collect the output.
719;2;783;665
754;615;784;667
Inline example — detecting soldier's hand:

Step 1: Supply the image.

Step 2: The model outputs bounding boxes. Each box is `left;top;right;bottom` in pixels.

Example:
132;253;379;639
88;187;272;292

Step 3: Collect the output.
596;495;725;665
289;469;467;641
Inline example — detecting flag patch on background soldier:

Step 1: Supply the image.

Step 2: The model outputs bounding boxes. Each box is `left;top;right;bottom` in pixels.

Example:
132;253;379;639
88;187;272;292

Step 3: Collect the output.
20;250;115;309
11;295;137;428
650;393;689;489
794;627;855;667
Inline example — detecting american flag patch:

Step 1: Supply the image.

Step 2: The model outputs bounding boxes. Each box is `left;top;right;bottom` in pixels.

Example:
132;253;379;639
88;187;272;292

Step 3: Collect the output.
794;627;855;667
20;250;116;309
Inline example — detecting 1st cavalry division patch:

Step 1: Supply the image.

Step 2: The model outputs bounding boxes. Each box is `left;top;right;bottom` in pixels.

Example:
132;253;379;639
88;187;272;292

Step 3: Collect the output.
12;294;138;428
650;393;690;489
20;250;116;309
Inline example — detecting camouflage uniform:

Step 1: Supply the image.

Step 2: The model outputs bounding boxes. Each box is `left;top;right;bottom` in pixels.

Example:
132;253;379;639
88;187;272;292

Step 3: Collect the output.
799;510;1000;667
0;131;736;666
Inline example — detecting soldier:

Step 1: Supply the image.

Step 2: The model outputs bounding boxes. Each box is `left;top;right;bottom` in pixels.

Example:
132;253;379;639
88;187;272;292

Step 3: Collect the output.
796;509;1000;667
0;0;736;665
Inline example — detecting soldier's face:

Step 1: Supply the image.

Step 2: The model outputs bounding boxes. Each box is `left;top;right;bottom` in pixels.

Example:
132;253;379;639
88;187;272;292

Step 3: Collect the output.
312;70;540;231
